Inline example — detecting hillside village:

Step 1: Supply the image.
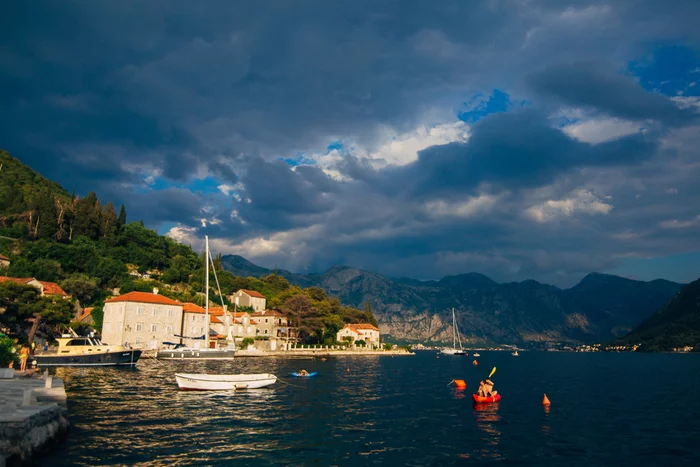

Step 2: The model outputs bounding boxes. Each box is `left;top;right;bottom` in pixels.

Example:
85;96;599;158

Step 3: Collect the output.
0;150;380;352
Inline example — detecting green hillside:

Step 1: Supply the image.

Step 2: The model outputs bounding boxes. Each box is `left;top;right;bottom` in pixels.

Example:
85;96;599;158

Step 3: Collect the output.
620;277;700;351
0;149;375;346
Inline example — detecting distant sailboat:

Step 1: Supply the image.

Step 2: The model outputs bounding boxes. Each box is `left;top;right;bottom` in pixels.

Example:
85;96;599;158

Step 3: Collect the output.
441;308;467;356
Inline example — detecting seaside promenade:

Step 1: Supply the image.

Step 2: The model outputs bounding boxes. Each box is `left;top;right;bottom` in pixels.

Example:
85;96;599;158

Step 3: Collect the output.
0;371;68;466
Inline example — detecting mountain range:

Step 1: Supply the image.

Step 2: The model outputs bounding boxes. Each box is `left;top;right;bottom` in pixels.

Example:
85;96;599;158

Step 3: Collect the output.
221;255;684;345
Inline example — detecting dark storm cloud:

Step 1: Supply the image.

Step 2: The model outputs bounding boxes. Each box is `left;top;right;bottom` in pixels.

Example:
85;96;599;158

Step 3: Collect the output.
529;62;699;125
3;1;700;285
376;111;659;199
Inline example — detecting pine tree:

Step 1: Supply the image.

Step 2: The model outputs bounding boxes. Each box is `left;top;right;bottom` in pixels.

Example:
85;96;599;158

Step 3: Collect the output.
117;204;126;230
36;191;58;239
101;202;118;242
73;192;102;239
365;300;372;316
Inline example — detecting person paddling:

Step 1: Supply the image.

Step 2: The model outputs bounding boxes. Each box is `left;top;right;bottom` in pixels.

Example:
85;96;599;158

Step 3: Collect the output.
298;369;309;376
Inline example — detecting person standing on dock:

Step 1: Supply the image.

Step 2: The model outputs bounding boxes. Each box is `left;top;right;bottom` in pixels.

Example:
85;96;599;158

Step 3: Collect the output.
19;345;30;371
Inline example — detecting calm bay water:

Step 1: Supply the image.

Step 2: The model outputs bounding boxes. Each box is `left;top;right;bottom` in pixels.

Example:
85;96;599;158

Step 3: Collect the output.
41;351;700;466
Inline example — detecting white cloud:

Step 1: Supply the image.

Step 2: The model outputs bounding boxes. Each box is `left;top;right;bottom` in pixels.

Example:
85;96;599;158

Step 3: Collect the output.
660;215;700;229
563;118;642;144
367;121;469;168
423;194;499;218
526;189;613;222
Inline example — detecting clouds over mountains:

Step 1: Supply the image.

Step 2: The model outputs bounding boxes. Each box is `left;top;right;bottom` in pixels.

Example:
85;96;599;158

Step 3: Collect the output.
2;0;700;285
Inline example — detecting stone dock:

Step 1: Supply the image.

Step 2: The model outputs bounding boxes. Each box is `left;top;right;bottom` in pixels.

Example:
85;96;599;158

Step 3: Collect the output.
0;371;69;467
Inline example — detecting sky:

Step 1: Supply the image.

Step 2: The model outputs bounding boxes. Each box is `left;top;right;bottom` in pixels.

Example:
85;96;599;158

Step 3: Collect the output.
2;0;700;287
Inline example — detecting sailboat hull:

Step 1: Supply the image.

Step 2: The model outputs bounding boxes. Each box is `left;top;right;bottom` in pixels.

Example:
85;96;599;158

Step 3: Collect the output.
440;349;467;355
175;372;277;390
157;348;237;360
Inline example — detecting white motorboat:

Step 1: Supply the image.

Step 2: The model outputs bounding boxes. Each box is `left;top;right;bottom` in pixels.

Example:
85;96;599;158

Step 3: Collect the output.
175;372;278;390
440;308;467;356
512;350;519;356
473;353;481;357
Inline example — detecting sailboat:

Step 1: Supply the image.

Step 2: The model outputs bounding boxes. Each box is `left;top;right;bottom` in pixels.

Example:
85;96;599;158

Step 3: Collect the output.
158;236;237;360
173;236;278;390
440;308;467;356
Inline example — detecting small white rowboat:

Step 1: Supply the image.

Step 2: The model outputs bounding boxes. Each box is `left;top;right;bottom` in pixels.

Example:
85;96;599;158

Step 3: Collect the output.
175;373;278;391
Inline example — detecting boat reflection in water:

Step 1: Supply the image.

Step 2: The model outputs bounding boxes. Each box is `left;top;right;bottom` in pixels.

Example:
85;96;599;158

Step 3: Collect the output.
473;402;503;460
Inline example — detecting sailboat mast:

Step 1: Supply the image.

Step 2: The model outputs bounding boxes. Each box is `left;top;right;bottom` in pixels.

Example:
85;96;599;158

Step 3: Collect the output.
205;235;209;350
452;308;456;349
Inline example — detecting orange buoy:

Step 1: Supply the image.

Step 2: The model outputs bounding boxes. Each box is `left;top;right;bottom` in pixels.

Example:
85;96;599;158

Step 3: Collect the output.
346;368;350;372
542;394;551;405
472;360;478;366
454;379;467;389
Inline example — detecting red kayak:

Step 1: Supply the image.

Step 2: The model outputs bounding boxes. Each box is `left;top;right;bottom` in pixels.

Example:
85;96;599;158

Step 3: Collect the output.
472;393;501;403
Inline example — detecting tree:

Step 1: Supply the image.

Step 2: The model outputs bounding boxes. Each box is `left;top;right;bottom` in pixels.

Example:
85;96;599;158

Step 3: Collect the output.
101;202;118;243
73;192;102;239
117;204;127;230
35;191;58;239
365;300;372;316
60;274;100;305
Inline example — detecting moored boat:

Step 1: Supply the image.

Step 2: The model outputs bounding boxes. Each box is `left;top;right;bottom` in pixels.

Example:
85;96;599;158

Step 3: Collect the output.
472;393;501;403
34;333;142;367
175;372;277;390
440;308;468;356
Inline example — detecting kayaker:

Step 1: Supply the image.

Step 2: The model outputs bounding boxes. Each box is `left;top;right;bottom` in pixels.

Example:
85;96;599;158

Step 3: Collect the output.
484;378;496;397
299;369;309;376
477;380;487;397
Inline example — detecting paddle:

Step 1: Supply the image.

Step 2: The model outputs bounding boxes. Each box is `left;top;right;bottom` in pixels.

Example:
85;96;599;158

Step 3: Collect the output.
488;366;496;378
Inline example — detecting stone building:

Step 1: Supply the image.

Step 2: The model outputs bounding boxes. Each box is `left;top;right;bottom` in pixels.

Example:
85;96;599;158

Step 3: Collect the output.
229;289;267;312
102;290;183;349
251;310;290;339
181;302;229;348
0;254;10;269
337;323;381;348
0;276;69;298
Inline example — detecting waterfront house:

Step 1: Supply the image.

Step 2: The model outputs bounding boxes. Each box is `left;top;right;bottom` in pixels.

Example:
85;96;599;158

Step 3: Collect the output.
0;254;10;269
337;323;381;348
102;290;183;349
181;302;229;348
229;289;267;312
251;309;293;350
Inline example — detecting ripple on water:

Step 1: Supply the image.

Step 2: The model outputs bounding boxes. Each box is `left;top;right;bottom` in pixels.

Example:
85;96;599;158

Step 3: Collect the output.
41;352;700;466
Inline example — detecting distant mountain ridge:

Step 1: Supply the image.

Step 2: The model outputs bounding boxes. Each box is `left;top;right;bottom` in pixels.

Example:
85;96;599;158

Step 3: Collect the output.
221;255;684;345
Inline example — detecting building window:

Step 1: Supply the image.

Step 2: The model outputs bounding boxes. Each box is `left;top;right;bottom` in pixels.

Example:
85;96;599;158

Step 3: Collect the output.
265;319;268;323
136;324;143;332
166;325;173;333
151;324;157;332
153;308;158;316
135;339;141;345
168;309;173;317
137;307;143;315
264;329;268;334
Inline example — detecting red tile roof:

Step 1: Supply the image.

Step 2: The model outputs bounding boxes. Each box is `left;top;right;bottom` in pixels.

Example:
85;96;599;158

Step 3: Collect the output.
183;303;224;315
0;254;10;261
106;291;181;306
343;323;380;332
238;289;266;299
210;316;224;324
39;281;68;296
251;310;286;317
78;307;94;322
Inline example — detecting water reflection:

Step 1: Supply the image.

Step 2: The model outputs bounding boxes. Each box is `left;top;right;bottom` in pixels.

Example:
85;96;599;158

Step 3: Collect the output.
473;403;503;460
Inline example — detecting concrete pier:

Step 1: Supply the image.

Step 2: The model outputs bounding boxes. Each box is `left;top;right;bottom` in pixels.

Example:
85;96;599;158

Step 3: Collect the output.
0;372;69;466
